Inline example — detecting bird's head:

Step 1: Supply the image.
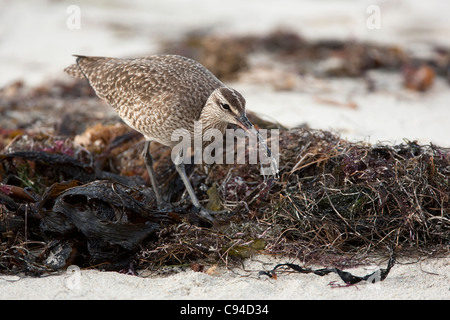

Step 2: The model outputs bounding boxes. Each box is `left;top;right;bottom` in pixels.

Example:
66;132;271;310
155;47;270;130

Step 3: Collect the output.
203;87;279;179
206;87;253;131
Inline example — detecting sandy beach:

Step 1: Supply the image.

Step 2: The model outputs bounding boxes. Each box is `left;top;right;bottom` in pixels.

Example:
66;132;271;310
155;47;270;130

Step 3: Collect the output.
0;254;448;300
0;0;449;300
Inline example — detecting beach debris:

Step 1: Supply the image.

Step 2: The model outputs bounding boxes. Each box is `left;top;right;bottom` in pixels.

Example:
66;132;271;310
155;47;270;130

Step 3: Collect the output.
44;241;75;270
162;30;450;94
190;262;205;272
40;180;161;261
0;150;146;189
259;250;396;285
403;64;435;91
205;264;219;276
1;122;448;274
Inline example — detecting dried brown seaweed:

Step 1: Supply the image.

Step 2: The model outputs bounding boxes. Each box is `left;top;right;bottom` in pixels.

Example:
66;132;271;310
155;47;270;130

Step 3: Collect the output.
259;249;396;285
261;129;449;253
2;120;448;274
162;30;450;91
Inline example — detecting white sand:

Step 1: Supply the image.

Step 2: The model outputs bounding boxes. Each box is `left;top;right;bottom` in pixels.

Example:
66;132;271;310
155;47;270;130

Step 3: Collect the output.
0;255;448;300
0;0;449;300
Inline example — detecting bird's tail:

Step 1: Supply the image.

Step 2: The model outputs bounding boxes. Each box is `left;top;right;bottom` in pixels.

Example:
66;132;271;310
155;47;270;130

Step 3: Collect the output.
63;55;88;79
64;64;85;78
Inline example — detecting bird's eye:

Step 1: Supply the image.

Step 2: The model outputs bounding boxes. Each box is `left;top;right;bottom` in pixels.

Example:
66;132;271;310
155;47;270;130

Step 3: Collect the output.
220;103;230;110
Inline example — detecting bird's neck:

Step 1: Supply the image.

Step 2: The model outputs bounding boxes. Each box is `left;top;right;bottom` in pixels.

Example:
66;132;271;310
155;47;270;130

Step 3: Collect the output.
198;105;228;136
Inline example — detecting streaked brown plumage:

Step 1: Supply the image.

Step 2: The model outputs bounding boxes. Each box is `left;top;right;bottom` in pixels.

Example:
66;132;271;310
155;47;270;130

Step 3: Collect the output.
65;54;255;223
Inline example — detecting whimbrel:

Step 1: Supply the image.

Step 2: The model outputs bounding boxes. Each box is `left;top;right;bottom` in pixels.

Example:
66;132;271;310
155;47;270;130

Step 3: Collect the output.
65;54;276;223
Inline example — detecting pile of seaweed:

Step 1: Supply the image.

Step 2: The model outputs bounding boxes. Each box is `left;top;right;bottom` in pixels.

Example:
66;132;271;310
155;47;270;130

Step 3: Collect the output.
0;115;448;275
0;30;449;275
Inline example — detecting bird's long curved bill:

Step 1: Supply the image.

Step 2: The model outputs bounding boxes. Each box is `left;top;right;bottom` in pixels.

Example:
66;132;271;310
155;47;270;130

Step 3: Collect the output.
236;114;254;133
236;114;279;179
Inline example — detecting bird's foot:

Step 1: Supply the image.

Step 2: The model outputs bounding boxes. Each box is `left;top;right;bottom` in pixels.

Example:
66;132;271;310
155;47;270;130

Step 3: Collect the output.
192;206;231;224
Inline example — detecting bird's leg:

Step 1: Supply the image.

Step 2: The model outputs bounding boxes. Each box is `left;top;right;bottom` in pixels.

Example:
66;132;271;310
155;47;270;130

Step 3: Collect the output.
173;150;216;224
142;140;172;211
